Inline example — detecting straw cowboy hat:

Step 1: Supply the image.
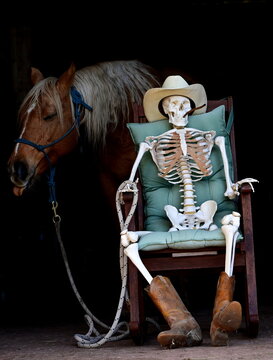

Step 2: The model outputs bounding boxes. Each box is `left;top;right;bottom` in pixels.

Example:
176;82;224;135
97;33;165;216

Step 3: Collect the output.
143;75;207;122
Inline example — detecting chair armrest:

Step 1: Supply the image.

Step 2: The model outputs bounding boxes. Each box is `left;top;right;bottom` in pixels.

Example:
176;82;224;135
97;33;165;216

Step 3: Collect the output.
240;183;254;229
239;183;255;253
240;183;254;194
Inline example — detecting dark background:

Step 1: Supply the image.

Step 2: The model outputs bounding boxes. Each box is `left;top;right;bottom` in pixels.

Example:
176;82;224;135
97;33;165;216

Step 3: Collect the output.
0;1;271;327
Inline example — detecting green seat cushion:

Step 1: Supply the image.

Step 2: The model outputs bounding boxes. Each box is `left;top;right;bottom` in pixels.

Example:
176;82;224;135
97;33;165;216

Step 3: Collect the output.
138;228;231;251
127;106;242;250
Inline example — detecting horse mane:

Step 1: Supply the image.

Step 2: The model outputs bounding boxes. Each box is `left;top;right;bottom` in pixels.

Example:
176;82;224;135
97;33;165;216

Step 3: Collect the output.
73;60;159;145
18;77;66;129
18;60;159;146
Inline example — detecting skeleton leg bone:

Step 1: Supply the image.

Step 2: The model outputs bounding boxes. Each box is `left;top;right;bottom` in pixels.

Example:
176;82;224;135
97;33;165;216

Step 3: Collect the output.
124;243;202;348
221;211;241;277
121;230;151;247
210;211;242;346
124;243;153;284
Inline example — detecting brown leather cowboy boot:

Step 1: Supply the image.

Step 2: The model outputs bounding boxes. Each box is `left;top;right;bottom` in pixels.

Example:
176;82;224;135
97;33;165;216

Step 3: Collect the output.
210;271;242;346
146;275;202;348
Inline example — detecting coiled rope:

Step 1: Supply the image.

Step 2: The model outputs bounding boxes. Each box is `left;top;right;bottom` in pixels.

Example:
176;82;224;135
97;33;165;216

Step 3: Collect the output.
54;180;139;347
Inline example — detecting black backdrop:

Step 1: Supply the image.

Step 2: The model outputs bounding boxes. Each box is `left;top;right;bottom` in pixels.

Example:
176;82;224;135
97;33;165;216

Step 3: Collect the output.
0;1;271;326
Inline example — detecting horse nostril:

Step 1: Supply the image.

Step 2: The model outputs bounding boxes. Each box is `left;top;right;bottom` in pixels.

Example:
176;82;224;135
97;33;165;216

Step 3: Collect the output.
13;161;29;182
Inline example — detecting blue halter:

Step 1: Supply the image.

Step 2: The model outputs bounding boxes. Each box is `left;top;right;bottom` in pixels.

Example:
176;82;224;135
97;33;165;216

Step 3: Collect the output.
15;87;92;156
14;87;92;203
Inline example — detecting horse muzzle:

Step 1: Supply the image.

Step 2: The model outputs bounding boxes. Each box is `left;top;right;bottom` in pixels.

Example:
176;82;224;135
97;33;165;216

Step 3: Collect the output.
9;160;35;196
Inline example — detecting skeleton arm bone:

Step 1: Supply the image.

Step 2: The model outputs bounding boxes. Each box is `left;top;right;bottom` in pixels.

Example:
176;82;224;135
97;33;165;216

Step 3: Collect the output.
129;141;152;182
118;141;152;247
119;141;151;193
215;136;237;199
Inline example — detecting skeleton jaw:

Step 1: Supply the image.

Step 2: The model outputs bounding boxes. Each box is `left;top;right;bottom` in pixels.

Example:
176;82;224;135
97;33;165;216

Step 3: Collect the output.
170;114;189;128
162;95;191;128
169;115;188;129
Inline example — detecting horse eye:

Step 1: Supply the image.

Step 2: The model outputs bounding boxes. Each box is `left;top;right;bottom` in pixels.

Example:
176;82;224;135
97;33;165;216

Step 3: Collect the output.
43;112;57;121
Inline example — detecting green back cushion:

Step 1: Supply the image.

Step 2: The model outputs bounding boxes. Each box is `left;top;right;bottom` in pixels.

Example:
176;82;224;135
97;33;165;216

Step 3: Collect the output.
127;106;241;251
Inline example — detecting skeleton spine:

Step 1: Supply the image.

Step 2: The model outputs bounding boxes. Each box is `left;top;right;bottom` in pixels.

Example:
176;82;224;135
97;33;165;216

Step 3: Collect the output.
179;160;197;215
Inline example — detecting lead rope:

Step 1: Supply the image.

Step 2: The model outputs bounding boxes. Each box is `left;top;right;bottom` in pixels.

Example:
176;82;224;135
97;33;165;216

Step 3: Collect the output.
115;180;161;332
51;182;133;347
53;216;129;347
71;180;139;347
53;176;160;347
44;87;129;347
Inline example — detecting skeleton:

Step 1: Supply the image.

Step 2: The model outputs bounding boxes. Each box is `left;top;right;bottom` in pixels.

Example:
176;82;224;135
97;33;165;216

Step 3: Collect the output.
119;94;258;283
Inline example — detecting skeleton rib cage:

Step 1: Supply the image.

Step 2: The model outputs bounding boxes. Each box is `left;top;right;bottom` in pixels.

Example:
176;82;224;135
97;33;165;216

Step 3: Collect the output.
147;128;216;214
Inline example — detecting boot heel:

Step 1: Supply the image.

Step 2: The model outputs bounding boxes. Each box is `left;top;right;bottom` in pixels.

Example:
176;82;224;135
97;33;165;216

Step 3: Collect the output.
158;323;202;348
217;301;242;331
210;324;229;346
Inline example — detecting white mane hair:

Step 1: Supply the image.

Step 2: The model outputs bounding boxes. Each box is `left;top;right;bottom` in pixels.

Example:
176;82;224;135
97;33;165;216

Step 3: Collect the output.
73;60;159;145
18;77;65;126
18;60;159;146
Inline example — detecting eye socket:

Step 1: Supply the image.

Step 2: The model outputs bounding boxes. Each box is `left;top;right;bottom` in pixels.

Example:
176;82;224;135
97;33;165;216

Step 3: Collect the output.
43;112;57;121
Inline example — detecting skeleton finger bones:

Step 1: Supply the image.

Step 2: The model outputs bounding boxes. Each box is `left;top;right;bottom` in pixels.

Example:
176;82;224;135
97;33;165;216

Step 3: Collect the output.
232;178;259;195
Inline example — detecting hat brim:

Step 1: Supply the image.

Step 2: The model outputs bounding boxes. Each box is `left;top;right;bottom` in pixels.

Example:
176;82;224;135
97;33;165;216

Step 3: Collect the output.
143;83;207;122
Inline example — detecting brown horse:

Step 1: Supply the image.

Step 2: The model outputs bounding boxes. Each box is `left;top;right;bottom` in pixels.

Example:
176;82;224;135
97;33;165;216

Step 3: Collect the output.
8;60;159;215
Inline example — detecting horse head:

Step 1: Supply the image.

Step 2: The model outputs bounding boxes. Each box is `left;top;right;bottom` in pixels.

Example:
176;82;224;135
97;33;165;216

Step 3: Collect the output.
8;64;79;196
8;60;159;199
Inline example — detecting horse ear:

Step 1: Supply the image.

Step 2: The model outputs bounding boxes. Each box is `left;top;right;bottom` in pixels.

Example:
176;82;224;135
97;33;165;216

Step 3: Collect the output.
31;67;44;85
56;63;76;95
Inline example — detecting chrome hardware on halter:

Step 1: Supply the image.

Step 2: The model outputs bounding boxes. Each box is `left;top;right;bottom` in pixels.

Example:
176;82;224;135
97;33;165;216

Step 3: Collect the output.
52;201;61;223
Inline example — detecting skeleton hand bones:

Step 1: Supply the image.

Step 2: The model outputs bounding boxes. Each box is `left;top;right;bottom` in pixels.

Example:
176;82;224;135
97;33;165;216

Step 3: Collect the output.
231;178;259;196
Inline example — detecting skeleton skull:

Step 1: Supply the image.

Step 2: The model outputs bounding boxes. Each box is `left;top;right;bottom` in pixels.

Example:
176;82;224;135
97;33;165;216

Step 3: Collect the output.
162;95;191;128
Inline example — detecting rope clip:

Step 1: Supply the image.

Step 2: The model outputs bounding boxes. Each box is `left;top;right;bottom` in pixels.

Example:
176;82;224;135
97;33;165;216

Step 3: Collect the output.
52;201;61;223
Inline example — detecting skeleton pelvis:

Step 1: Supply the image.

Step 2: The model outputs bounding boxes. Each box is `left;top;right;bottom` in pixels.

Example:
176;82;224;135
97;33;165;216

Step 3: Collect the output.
165;200;218;231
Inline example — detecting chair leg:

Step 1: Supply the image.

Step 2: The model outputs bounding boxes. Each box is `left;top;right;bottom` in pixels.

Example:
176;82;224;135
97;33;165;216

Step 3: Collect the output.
244;263;259;337
240;186;259;338
128;259;146;345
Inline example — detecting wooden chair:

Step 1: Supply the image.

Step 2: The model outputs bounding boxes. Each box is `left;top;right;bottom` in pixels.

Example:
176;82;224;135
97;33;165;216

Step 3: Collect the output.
122;97;259;345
